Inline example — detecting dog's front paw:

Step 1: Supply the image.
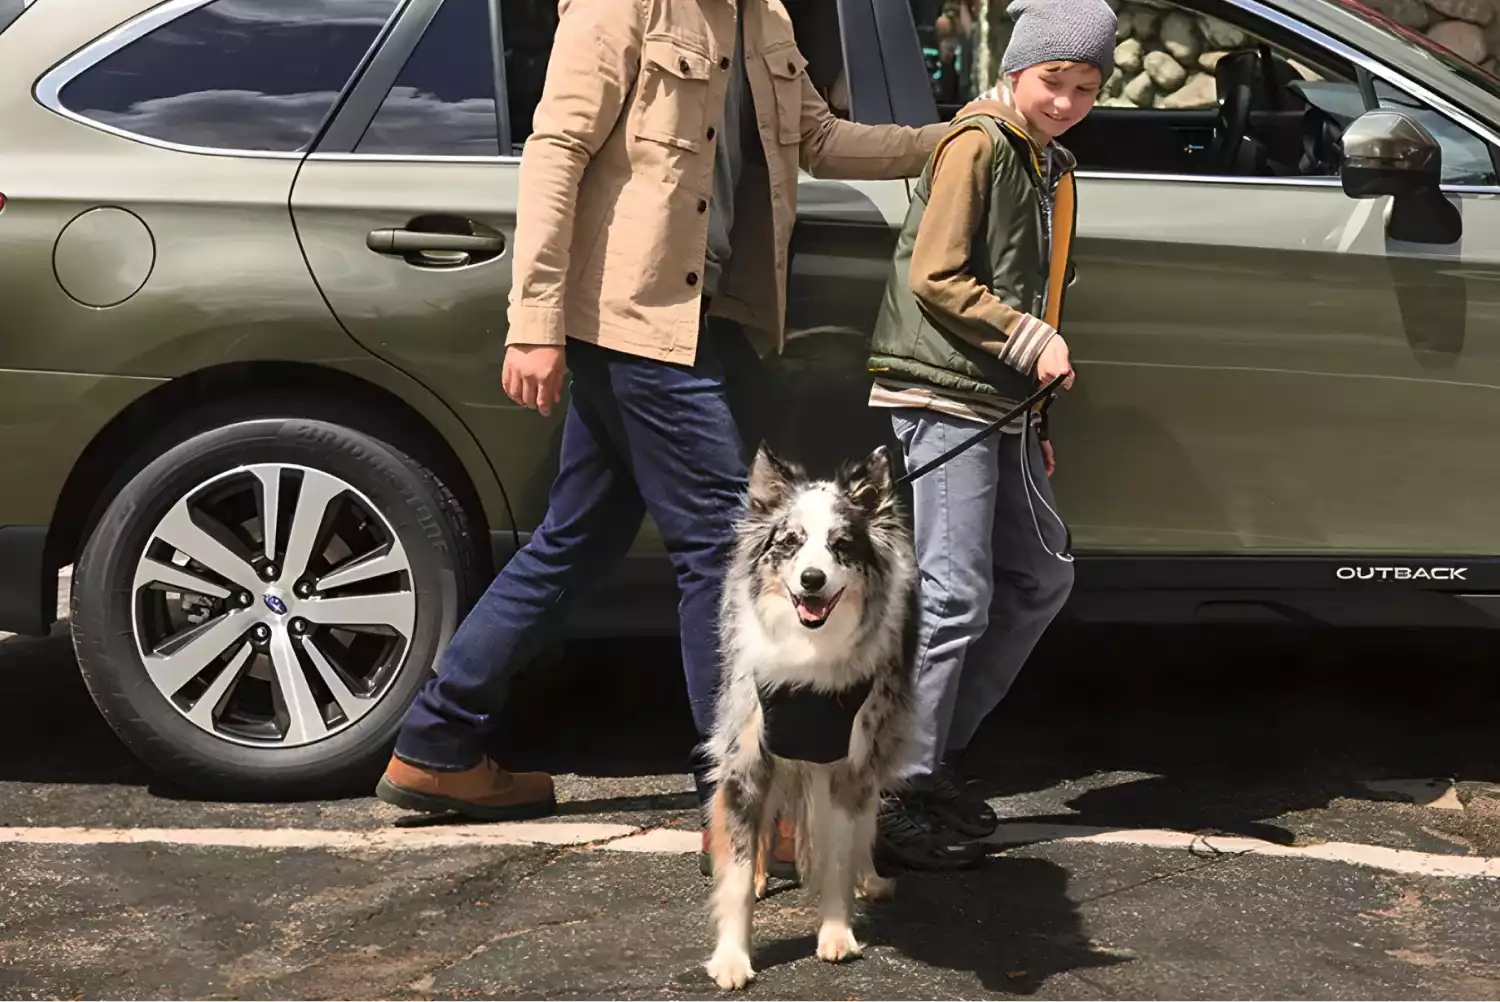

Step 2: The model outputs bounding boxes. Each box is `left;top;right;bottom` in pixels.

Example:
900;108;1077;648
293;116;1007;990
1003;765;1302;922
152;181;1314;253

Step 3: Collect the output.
705;948;756;990
855;871;896;902
816;922;863;963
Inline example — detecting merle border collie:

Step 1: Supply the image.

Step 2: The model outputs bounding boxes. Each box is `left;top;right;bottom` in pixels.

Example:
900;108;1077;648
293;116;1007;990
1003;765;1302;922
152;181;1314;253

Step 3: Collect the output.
700;441;918;990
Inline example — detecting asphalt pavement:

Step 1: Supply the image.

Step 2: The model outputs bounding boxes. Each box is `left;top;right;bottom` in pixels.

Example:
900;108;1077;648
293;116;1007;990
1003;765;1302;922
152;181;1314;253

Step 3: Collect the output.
3;607;1500;1000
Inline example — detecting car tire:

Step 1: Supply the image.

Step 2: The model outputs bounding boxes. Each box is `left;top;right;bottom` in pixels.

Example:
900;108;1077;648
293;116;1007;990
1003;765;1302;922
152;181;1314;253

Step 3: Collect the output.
70;407;485;801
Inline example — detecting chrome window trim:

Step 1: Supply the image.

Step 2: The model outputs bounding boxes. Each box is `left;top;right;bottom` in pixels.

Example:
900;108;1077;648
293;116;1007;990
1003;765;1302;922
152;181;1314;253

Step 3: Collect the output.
31;0;395;161
306;152;522;164
1072;170;1500;195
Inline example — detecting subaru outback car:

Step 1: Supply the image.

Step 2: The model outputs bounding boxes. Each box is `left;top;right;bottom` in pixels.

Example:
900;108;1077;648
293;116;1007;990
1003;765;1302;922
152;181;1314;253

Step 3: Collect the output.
1;0;1497;798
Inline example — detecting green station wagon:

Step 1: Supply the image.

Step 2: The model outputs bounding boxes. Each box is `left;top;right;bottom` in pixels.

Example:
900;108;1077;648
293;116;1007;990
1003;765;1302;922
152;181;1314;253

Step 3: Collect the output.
1;0;1497;797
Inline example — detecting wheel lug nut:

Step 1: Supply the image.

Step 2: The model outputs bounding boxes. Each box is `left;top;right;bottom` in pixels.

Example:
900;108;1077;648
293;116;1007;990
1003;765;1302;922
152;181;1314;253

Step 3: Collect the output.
295;581;313;598
260;563;279;581
290;618;307;635
252;624;271;642
239;592;253;607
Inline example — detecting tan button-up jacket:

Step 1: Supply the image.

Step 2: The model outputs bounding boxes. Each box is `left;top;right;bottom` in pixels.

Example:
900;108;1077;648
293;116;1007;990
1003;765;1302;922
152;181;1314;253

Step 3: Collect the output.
506;0;950;364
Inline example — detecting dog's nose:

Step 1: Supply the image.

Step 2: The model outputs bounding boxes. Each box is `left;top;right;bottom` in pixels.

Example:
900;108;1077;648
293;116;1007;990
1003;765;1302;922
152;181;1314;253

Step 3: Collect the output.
800;568;827;593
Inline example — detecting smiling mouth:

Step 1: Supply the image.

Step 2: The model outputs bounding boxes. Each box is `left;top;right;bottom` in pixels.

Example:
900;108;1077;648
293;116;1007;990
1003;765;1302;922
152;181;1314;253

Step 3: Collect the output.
791;588;845;629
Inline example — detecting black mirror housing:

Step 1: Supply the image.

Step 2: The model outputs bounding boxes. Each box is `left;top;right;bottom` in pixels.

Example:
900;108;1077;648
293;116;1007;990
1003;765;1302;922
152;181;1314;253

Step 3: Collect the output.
1340;108;1460;244
1340;109;1442;198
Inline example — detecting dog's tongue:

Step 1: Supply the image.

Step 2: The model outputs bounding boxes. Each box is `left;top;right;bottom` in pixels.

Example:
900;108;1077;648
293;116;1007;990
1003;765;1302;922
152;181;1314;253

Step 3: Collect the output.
797;596;830;622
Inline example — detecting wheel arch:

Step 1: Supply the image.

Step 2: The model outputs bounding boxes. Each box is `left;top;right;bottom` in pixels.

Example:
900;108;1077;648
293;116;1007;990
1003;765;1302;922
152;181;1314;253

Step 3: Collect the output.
46;359;509;581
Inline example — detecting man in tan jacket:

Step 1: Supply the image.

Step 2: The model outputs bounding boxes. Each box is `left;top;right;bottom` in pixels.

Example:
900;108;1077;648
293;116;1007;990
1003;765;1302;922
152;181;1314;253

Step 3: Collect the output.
377;0;949;860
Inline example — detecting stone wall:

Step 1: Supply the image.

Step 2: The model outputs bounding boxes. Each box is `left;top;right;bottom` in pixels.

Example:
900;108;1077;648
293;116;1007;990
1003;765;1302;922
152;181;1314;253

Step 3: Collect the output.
970;0;1500;112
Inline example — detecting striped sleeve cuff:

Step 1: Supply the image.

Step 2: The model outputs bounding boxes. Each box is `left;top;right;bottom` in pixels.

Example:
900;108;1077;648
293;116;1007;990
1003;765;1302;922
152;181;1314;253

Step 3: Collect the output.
998;313;1058;375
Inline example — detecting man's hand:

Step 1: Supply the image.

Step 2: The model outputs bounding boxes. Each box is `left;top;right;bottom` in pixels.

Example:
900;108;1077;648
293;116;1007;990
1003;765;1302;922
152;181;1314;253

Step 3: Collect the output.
502;344;566;417
1035;334;1074;391
1041;438;1056;478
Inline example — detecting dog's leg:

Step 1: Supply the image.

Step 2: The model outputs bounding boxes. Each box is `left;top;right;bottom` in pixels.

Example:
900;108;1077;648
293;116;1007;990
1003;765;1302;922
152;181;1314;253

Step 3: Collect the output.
752;783;783;900
806;770;863;963
852;797;895;902
705;775;762;990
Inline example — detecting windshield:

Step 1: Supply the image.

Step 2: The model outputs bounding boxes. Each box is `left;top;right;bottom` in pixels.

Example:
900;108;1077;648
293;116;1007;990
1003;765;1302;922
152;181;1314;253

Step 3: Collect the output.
1330;0;1500;97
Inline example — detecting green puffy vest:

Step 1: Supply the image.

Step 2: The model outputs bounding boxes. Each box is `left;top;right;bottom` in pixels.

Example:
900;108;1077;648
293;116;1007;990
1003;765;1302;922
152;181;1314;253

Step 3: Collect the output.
867;113;1077;408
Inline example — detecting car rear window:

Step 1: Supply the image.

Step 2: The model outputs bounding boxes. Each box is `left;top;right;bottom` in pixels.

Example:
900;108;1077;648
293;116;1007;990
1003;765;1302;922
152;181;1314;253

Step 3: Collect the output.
54;0;401;153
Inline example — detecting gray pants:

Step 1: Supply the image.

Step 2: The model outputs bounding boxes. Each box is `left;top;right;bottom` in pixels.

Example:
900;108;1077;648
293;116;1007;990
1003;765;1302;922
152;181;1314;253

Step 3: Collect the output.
889;409;1075;781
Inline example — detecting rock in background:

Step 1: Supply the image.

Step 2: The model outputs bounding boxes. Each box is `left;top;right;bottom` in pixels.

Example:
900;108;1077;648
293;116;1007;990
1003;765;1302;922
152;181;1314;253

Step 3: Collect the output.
969;0;1499;110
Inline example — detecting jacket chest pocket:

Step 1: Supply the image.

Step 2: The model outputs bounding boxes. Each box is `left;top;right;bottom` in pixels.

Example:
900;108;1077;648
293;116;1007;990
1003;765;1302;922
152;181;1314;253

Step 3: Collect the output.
634;36;714;153
762;45;806;145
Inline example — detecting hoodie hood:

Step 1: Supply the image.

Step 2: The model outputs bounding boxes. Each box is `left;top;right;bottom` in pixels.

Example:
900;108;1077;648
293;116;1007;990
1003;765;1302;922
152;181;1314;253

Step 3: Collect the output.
953;78;1077;173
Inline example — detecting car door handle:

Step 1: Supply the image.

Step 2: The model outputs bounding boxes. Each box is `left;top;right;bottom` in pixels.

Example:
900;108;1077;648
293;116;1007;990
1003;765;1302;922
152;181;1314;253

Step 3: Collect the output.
366;228;506;255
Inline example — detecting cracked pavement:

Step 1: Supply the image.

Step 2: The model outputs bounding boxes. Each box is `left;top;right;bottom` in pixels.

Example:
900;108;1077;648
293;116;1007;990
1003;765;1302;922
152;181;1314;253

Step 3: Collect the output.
3;617;1500;999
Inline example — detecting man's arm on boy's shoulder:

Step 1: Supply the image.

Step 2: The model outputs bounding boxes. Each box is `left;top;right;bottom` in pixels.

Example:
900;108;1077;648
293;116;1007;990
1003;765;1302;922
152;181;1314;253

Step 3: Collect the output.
908;125;1057;376
506;0;643;348
795;70;949;179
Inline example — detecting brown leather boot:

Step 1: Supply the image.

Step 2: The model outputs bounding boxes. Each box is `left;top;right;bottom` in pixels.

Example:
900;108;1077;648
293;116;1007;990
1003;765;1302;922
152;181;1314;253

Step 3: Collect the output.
375;754;556;820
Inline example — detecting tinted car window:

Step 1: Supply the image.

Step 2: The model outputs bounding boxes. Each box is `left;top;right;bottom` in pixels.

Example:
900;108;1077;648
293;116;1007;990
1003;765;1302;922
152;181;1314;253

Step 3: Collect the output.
356;0;500;156
57;0;400;153
499;0;559;151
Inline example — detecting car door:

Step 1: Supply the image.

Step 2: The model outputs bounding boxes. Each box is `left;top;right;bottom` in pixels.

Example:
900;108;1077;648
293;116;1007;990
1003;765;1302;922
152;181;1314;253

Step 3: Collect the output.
768;0;936;476
1029;0;1500;560
290;0;554;554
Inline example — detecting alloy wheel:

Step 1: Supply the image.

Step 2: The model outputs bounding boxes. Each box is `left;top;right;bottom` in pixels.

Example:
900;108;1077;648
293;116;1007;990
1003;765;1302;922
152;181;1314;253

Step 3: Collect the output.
129;463;416;748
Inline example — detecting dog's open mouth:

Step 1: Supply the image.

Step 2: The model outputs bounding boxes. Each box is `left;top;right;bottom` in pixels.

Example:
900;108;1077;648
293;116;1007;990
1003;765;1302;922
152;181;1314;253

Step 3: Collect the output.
791;589;844;629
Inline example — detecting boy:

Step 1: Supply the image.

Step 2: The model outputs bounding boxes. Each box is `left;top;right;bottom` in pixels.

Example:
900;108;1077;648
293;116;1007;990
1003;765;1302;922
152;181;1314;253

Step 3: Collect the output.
864;0;1116;869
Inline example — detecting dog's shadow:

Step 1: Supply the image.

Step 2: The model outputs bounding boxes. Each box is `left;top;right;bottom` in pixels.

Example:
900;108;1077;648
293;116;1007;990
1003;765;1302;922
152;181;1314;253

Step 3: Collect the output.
749;857;1130;995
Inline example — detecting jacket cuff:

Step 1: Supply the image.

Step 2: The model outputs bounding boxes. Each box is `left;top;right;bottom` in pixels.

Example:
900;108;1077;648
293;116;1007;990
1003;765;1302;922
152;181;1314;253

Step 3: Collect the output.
505;304;568;347
999;313;1057;375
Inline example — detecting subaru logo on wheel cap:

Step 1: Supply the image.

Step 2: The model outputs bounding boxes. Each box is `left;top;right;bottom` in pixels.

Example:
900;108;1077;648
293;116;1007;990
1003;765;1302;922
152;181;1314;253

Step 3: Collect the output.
263;593;289;616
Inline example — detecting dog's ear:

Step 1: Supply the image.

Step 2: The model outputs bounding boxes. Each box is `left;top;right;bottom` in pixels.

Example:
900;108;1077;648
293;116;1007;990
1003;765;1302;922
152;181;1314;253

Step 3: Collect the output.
748;441;798;515
839;445;894;514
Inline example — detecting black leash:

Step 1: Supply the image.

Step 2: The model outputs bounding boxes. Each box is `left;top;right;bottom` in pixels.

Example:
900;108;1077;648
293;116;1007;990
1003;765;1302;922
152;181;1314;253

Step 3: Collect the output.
893;373;1069;488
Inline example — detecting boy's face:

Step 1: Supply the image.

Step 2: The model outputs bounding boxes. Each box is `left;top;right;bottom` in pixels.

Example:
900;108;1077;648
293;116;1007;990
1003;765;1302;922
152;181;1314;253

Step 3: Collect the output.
1007;61;1102;143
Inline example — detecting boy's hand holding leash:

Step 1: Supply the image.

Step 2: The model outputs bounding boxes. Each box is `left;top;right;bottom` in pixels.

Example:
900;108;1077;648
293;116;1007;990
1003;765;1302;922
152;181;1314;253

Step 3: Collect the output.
1034;335;1073;476
1035;333;1074;391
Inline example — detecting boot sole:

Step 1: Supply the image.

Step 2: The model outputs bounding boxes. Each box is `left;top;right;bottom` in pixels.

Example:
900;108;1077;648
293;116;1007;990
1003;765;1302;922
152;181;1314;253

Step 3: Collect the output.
375;777;558;821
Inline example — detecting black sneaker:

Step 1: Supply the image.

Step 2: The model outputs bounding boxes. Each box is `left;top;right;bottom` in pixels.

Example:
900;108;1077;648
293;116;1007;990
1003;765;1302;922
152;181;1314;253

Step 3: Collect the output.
912;767;998;838
874;796;988;871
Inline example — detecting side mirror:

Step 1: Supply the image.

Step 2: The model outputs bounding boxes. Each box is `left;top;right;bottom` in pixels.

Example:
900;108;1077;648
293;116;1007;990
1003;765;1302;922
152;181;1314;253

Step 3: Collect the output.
1340;109;1460;244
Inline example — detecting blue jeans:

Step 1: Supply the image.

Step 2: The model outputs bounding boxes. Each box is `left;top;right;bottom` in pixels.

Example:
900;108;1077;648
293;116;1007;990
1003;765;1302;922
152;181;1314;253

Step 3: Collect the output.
395;320;764;803
889;409;1075;781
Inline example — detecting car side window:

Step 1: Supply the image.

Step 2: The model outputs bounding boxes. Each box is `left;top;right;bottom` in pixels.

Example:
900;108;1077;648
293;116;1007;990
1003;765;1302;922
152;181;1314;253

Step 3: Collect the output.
498;0;558;152
910;0;1359;179
356;0;500;157
56;0;400;153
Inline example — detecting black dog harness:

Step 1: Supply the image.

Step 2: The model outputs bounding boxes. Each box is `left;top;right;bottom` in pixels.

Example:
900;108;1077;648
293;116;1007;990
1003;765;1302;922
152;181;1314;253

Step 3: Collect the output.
758;680;874;764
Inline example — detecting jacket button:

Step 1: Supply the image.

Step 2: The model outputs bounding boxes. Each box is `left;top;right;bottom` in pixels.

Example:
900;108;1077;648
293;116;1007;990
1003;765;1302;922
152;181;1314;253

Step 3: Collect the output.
697;199;708;213
687;272;699;286
707;126;716;140
719;56;730;69
787;60;796;74
679;57;690;73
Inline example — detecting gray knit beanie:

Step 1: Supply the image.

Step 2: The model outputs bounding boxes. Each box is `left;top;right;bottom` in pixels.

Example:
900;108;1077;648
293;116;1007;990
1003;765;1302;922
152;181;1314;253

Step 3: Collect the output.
1001;0;1118;80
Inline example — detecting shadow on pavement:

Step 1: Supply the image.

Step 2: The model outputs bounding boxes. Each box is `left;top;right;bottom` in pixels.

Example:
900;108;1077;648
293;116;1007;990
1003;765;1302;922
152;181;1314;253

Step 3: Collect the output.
740;856;1128;995
951;623;1500;846
4;619;1500;842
